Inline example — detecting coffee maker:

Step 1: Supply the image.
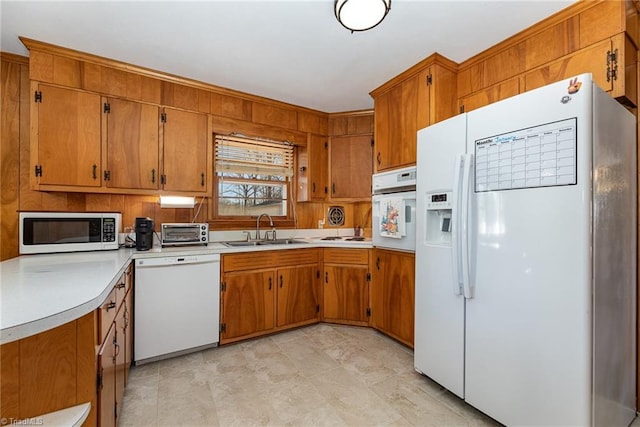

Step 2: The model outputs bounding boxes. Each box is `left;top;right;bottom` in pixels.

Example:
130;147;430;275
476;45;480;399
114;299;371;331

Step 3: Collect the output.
135;217;154;251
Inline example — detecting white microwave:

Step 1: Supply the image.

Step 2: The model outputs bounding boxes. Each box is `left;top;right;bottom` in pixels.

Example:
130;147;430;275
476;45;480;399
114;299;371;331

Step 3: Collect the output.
19;212;121;254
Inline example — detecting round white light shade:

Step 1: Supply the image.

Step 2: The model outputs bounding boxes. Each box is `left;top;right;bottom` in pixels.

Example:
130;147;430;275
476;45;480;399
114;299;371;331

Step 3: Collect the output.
335;0;391;32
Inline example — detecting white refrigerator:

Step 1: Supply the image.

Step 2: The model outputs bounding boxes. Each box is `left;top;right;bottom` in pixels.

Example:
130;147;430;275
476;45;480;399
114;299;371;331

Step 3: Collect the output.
415;73;636;426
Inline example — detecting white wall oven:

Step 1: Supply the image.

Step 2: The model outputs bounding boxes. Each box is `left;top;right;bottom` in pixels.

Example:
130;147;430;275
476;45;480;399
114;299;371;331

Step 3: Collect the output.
19;212;121;254
372;166;416;252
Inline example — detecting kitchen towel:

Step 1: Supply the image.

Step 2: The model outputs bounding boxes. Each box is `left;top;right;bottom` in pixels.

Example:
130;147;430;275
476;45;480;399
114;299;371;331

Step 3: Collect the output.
379;196;405;239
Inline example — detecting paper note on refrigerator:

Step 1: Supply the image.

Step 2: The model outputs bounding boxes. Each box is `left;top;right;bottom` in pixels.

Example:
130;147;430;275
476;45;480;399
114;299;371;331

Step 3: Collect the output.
379;196;405;238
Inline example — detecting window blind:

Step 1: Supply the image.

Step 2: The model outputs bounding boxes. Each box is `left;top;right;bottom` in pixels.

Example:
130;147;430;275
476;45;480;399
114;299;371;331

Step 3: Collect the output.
214;134;294;177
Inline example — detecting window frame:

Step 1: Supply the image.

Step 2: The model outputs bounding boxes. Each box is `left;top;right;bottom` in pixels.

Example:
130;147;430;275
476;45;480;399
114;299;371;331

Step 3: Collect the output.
209;134;297;229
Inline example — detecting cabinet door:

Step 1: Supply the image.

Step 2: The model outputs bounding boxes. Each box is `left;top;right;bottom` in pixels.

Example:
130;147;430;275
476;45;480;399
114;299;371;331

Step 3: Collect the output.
323;264;369;325
276;265;320;327
372;250;415;347
98;323;116;427
373;72;425;171
35;84;101;187
124;288;133;385
309;134;328;201
162;107;208;193
221;270;275;341
114;312;126;421
104;97;159;189
330;135;372;200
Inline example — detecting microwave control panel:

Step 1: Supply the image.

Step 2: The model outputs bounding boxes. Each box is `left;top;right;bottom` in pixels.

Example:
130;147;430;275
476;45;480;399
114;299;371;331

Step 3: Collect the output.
102;218;117;242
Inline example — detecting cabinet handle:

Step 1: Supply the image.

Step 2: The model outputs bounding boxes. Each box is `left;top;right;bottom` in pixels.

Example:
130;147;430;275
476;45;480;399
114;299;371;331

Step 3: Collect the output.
279;275;283;288
116;282;125;289
124;308;129;328
268;277;272;290
106;301;116;311
312;182;316;193
151;168;156;184
201;172;205;187
114;341;120;358
376;152;381;165
92;164;97;180
376;257;380;270
332;183;336;194
325;272;328;283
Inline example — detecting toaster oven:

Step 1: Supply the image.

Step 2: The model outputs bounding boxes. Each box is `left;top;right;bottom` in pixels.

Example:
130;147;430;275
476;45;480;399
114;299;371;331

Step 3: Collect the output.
161;223;209;247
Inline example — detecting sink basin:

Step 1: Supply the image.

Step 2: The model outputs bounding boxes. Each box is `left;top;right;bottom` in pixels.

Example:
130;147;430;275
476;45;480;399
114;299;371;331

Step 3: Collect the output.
222;241;262;247
260;239;307;245
222;239;307;247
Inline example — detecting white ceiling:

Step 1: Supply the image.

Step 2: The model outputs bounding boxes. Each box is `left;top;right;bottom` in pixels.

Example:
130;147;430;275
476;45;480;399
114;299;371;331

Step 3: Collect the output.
1;0;575;113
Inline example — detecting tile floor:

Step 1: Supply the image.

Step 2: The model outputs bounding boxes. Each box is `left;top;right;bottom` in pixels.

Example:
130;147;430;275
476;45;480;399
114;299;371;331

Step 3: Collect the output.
120;324;637;427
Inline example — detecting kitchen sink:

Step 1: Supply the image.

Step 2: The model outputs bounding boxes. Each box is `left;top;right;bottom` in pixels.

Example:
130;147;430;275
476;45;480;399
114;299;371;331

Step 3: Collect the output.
222;239;307;247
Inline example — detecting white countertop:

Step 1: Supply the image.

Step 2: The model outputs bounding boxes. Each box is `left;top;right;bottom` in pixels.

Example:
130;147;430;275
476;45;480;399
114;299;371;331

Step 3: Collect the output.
0;236;372;344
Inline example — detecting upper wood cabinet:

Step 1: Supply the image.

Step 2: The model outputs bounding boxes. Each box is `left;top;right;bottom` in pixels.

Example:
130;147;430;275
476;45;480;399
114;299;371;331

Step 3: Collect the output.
161;107;209;193
31;83;102;188
329;135;373;200
370;55;458;172
297;134;328;202
103;97;159;190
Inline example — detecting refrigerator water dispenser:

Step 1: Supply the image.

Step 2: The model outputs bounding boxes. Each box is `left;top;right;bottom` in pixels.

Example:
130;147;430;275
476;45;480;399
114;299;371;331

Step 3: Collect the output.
425;192;452;245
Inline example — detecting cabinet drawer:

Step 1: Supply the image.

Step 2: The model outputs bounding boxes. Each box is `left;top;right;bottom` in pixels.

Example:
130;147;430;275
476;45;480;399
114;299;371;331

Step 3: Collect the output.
223;252;275;272
324;248;369;265
99;288;118;344
274;248;319;266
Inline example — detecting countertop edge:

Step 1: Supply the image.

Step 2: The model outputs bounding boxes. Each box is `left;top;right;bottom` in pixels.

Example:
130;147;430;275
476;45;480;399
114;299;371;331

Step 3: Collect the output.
1;240;374;344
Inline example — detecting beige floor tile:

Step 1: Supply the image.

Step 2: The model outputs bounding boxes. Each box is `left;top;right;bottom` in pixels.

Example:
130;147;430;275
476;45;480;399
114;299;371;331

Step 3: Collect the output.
122;324;507;427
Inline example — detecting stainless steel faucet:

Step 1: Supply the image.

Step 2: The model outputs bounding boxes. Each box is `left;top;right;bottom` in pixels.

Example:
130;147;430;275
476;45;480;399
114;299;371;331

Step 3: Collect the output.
256;213;274;240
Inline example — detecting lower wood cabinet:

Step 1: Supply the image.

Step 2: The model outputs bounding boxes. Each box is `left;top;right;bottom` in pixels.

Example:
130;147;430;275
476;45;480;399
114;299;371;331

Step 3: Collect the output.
0;262;134;427
322;248;371;326
220;249;321;344
371;248;415;348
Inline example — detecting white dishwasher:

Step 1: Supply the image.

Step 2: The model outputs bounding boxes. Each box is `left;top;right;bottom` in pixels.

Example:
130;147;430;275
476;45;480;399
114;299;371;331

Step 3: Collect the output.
134;253;220;364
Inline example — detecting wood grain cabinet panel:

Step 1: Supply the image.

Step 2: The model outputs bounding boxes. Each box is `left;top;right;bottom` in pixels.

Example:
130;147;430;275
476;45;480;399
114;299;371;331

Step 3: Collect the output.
323;248;370;326
97;323;116;427
276;265;320;327
221;270;275;341
104;97;159;190
297;134;328;202
372;58;457;172
459;77;521;113
32;83;101;188
371;249;415;348
161;107;209;193
524;38;626;100
330;135;372;200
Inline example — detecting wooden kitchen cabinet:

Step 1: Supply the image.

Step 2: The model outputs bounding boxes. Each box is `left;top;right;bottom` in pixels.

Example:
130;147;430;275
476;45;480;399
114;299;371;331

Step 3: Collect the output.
98;323;117;427
220;249;321;344
322;248;370;326
31;83;102;188
276;265;321;327
371;248;415;348
161;107;210;193
329;135;373;200
220;269;275;340
370;55;457;172
524;34;637;107
297;133;328;202
103;97;160;190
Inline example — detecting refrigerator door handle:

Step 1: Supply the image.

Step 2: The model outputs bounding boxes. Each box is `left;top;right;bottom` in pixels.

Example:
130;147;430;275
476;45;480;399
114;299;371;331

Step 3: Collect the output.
460;153;473;299
451;155;464;295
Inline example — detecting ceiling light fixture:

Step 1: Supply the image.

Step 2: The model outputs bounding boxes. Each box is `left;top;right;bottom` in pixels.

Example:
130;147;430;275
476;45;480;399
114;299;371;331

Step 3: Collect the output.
334;0;391;33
